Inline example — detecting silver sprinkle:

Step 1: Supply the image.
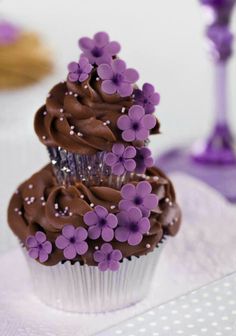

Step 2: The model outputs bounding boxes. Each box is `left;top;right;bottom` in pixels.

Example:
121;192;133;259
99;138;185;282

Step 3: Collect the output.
70;130;74;135
69;212;73;216
70;125;75;129
146;244;151;248
77;132;83;137
28;184;33;189
110;205;116;210
14;208;18;212
121;107;126;113
18;211;22;215
59;108;64;113
96;77;100;81
40;196;45;201
90;203;94;207
84;85;88;89
52;160;57;165
59;117;64;121
95;246;99;250
169;202;173;206
42;135;47;140
69;91;73;95
55;213;59;217
54;203;59;209
80;195;84;199
42;202;46;206
43;111;47;116
165;198;170;203
74;93;78;97
88;166;92;170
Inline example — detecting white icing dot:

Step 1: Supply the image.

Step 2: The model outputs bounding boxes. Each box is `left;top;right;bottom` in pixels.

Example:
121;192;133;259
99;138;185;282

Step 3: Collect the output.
59;108;64;113
42;135;47;140
28;184;33;189
146;244;151;248
70;130;74;135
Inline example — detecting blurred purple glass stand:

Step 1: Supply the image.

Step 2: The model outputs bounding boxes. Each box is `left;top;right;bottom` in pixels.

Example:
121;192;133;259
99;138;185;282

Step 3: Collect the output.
156;0;236;202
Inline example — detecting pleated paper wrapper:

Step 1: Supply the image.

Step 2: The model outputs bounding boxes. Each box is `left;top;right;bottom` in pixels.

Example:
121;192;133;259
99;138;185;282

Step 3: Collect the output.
24;241;166;313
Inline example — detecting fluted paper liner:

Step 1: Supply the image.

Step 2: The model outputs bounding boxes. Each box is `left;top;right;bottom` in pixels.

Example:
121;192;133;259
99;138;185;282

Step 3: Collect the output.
24;241;165;313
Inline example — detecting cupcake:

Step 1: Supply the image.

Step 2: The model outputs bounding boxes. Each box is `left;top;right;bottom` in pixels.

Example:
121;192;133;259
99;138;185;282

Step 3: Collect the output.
8;32;181;313
0;20;52;89
34;31;160;186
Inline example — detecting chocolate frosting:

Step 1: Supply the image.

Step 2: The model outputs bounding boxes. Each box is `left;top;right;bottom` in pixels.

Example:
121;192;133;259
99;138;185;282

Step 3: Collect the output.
34;69;160;155
8;164;181;266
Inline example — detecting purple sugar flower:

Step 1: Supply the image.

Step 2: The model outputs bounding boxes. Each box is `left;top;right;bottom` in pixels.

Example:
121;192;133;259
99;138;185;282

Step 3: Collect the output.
115;207;150;246
0;21;19;45
117;105;156;142
135;147;154;174
105;144;136;176
68;56;93;82
84;205;118;242
55;225;88;260
119;181;158;217
94;243;122;271
78;31;120;65
134;83;160;114
26;231;52;263
97;59;139;97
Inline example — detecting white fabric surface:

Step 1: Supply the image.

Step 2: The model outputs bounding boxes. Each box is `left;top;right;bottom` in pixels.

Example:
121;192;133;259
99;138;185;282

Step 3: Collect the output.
0;174;236;336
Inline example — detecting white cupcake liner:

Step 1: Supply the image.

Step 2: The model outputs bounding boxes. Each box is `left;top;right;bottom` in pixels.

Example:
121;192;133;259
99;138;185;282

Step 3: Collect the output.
47;147;131;188
23;241;166;313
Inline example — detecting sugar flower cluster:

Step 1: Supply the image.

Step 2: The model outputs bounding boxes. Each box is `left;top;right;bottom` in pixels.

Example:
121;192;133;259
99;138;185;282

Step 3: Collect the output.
26;181;158;271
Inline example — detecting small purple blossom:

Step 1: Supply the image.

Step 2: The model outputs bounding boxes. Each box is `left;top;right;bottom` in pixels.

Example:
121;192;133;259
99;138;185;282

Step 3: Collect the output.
78;31;120;65
0;21;19;45
26;231;52;263
135;147;154;174
97;59;139;97
105;144;136;176
117;105;156;142
93;243;122;271
68;56;93;82
134;83;160;114
115;207;150;246
119;181;158;217
207;24;233;61
84;205;118;242
55;225;88;260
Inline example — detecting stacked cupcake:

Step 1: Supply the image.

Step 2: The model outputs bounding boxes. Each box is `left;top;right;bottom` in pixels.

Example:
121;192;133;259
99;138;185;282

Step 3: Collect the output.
8;32;181;313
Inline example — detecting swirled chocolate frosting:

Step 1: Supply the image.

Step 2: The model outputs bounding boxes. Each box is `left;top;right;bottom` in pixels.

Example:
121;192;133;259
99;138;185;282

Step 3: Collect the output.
34;71;160;155
8;164;181;266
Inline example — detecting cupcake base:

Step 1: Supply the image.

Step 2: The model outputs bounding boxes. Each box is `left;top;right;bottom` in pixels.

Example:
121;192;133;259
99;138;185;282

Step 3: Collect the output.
24;241;165;313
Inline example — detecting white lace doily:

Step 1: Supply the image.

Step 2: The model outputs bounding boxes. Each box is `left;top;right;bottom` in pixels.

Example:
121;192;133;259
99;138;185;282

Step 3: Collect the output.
0;173;236;336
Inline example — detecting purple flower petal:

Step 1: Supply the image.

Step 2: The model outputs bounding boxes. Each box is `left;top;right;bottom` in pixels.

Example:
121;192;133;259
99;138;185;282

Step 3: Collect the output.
128;232;143;246
117;83;133;97
139;218;150;234
84;211;99;226
26;236;37;248
101;80;117;94
112;163;125;175
95;205;108;218
136;181;152;196
94;251;105;263
101;243;113;254
143;194;158;209
79;37;94;51
75;227;88;241
75;241;88;255
112;59;126;73
112;143;125;156
108;260;120;271
121;184;136;200
35;231;46;243
123;159;136;171
111;250;122;261
88;226;101;240
115;226;129;242
122;129;136;141
119;199;134;211
55;235;69;249
78;73;89;82
101;227;114;242
128;207;143;222
62;225;75;239
98;261;108;272
106;213;118;228
105;41;121;54
143;83;155;95
136;128;149;141
150;92;160;105
39;250;49;263
94;32;109;47
105;152;118;166
124;68;139;82
123;146;136;159
42;241;52;254
141;114;156;129
64;244;77;260
68;62;78;72
97;64;113;80
117;115;131;130
29;248;39;259
129;105;145;121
